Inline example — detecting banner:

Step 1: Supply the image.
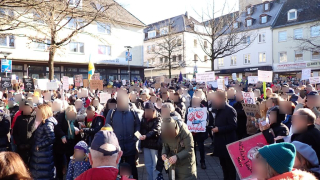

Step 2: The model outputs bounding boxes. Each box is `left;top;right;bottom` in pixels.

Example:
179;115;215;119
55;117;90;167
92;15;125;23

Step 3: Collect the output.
89;80;103;90
99;93;111;104
242;92;255;104
309;76;320;84
248;76;259;84
242;103;261;117
63;76;69;90
258;70;273;82
301;68;311;80
227;133;268;179
186;108;207;132
74;74;83;87
1;77;12;90
196;72;215;82
23;78;34;91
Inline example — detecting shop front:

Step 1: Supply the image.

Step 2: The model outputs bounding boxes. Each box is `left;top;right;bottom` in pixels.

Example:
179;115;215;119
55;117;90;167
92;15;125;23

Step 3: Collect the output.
273;62;320;78
214;66;273;77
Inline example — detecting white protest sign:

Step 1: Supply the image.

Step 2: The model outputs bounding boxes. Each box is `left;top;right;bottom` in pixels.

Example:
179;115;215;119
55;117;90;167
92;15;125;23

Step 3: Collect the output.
248;76;259;84
313;72;319;77
63;76;69;90
232;73;237;80
196;72;215;82
309;77;320;84
225;77;229;85
36;79;49;90
47;82;58;90
100;92;111;104
186;108;207;132
217;79;225;90
301;69;311;80
208;81;218;88
242;92;256;104
78;88;88;98
68;77;74;85
239;73;243;79
258;70;273;82
122;80;126;86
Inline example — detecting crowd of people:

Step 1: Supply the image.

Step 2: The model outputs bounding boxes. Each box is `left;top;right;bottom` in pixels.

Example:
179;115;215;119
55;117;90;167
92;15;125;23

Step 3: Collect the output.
0;77;319;180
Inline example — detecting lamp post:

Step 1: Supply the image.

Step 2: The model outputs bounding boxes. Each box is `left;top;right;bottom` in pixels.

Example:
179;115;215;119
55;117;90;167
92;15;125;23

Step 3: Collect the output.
27;65;30;78
124;46;132;81
0;51;12;77
192;59;198;78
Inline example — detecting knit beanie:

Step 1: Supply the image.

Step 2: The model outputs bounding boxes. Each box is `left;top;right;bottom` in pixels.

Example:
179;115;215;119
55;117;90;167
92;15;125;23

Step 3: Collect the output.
258;142;296;174
74;141;89;154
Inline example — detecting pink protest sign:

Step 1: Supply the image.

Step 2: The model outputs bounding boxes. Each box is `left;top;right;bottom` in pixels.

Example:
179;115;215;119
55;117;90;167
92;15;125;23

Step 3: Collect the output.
227;133;268;179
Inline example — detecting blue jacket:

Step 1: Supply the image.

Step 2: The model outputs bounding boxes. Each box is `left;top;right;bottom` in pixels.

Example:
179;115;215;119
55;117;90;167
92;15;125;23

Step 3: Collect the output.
106;109;141;156
66;158;91;180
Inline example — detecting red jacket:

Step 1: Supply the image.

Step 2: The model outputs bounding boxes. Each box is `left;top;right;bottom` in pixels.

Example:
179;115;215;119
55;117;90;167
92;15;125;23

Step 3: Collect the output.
11;110;21;129
76;167;118;180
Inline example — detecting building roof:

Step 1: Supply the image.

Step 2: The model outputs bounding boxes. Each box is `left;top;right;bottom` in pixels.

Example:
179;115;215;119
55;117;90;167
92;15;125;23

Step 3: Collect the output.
273;0;320;28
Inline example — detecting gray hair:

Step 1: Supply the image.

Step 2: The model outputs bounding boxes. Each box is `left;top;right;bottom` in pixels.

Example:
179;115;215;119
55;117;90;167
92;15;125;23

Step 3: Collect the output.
162;103;175;112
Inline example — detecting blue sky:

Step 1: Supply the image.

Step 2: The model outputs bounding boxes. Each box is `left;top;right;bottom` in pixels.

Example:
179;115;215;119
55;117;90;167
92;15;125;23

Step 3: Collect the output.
115;0;239;25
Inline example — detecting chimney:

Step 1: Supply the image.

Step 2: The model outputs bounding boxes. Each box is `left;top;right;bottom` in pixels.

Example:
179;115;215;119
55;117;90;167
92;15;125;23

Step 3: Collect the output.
185;11;189;19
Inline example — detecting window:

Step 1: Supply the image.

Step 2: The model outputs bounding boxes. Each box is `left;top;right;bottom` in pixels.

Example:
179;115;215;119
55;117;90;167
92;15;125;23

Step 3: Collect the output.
259;33;266;43
218;58;224;66
259;52;266;62
294;50;303;61
0;35;14;47
279;52;287;63
261;16;267;24
294;28;303;39
247;7;251;15
97;23;111;34
67;18;83;29
148;31;156;38
98;45;111;55
311;26;320;37
246;36;251;44
244;54;251;64
34;40;50;50
147;45;151;52
152;44;155;52
231;56;236;65
69;42;84;53
151;58;155;64
159;57;163;63
204;56;208;61
0;8;13;20
287;9;297;21
312;51;320;60
233;22;239;29
178;55;182;61
264;3;269;11
160;27;168;35
177;39;182;46
278;31;287;42
204;41;208;48
194;54;198;60
194;39;197;48
246;19;252;27
33;12;44;24
172;56;176;62
69;0;82;7
0;8;5;17
164;57;168;63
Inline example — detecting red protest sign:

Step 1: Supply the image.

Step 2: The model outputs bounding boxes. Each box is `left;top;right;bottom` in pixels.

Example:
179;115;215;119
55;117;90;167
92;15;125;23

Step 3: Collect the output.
227;133;268;179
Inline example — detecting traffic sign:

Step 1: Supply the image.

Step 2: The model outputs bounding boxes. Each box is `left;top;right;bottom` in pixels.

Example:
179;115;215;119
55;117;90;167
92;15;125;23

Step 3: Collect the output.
1;59;12;73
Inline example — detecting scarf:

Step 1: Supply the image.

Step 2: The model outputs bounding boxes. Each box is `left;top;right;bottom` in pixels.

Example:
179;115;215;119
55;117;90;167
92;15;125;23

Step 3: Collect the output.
66;116;76;140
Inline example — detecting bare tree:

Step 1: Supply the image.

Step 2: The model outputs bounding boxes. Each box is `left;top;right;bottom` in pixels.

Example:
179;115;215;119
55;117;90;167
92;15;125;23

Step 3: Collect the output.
194;0;256;71
147;22;185;78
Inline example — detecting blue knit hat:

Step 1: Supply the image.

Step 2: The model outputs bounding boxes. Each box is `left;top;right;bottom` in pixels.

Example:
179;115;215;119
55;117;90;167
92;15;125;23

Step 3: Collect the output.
74;141;88;153
258;142;296;174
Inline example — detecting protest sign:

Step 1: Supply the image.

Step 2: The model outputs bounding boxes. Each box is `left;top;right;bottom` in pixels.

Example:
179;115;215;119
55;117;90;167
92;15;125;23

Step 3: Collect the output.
74;75;83;87
227;133;268;179
99;93;111;104
186;108;207;132
313;72;319;77
258;70;273;82
68;77;74;85
23;78;34;91
78;88;88;98
83;79;89;87
208;81;218;88
242;92;255;104
296;73;302;80
309;76;320;84
47;82;58;90
196;72;215;82
35;79;48;90
232;73;237;80
63;76;69;90
89;80;103;90
301;68;311;80
248;76;259;84
225;77;229;85
122;80;126;86
242;103;261;118
217;79;225;90
92;73;100;80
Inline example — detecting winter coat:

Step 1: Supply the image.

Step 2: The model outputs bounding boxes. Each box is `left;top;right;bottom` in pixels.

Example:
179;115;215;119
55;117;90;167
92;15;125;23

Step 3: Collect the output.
140;116;161;150
233;101;248;139
66;158;91;180
30;117;57;180
291;125;320;160
174;101;186;119
0;111;10;151
268;169;317;180
294;103;320;130
106;108;141;156
75;167;118;180
170;111;182;121
208;102;237;158
76;107;87;123
83;114;105;146
9;105;19;125
162;121;197;180
12;114;36;151
11;110;21;129
182;94;191;108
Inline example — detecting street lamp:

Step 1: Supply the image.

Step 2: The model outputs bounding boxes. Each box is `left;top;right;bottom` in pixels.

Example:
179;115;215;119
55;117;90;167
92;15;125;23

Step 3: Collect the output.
124;46;132;81
27;65;30;78
0;51;12;77
193;58;198;78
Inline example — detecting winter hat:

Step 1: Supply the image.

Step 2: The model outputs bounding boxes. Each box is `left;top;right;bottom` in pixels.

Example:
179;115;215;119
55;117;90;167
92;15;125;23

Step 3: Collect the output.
258;142;296;174
144;102;155;111
74;141;89;154
292;141;319;166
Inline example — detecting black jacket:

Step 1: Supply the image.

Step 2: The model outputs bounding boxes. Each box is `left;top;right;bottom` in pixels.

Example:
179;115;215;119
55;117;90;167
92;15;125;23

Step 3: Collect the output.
140;117;161;150
29;117;57;180
233;101;247;138
83;115;105;146
291;125;320;160
209;102;237;158
174;101;186;119
12;113;36;150
0;111;10;149
9;105;19;124
262;123;289;144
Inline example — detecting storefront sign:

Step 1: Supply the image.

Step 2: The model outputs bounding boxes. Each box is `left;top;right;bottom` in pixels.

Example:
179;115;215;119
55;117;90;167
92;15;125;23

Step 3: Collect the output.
307;62;320;68
276;63;307;70
23;78;34;91
1;77;12;89
187;108;207;132
96;58;127;65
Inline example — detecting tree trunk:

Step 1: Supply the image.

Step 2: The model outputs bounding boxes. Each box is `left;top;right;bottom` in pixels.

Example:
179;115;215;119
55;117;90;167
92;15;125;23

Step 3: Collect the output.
211;56;214;71
168;56;172;78
48;46;56;80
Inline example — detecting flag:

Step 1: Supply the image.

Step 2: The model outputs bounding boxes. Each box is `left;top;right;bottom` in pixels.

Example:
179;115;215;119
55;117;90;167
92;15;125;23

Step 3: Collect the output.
178;71;183;83
144;80;148;87
88;55;94;81
263;82;267;99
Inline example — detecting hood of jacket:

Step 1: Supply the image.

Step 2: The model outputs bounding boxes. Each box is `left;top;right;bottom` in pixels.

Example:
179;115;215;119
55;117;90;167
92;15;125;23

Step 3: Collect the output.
47;116;58;125
268;169;317;180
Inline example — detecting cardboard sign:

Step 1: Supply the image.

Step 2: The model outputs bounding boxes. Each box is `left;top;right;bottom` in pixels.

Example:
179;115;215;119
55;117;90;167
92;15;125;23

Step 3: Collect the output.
309;76;320;84
63;76;69;90
99;92;111;104
217;79;225;90
196;72;215;82
242;103;260;117
47;82;58;90
74;74;83;87
186;108;207;132
83;79;89;87
23;78;34;91
227;133;268;179
258;70;273;82
301;68;311;80
89;80;103;90
242;92;255;104
248;76;259;84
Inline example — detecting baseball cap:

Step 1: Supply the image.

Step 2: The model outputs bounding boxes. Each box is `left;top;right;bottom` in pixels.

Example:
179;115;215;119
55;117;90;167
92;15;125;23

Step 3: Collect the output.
24;100;34;108
307;91;319;96
91;128;121;156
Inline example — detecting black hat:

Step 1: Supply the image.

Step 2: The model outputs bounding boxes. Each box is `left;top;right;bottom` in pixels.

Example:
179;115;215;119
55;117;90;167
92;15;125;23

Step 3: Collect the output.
144;102;155;111
108;98;117;104
307;91;319;96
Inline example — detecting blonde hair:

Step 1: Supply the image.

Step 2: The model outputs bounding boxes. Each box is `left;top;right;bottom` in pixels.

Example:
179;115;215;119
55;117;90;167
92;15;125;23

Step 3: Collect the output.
255;153;279;179
0;152;31;179
65;105;77;115
37;104;53;123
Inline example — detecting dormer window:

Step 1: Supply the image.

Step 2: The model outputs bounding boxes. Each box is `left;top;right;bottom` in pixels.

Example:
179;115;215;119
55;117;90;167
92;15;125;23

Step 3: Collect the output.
247;7;251;15
233;22;239;29
264;2;270;11
246;18;253;27
260;14;268;24
288;9;297;21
